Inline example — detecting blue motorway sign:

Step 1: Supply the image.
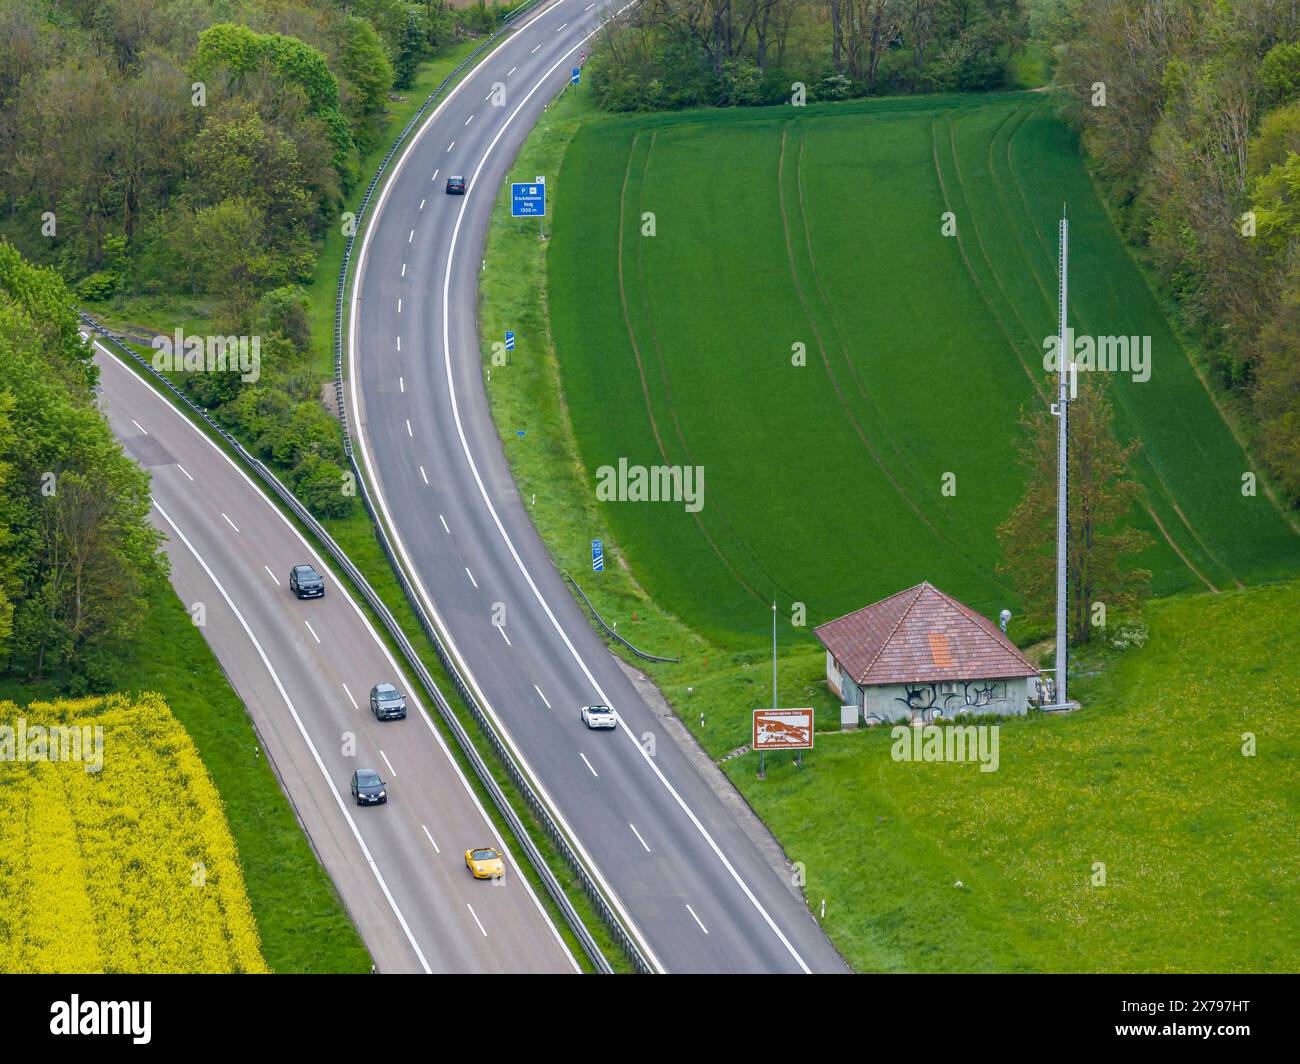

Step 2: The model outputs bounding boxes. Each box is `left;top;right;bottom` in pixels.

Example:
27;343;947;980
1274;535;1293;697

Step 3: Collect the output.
571;68;581;85
505;330;515;351
591;538;604;572
511;181;545;218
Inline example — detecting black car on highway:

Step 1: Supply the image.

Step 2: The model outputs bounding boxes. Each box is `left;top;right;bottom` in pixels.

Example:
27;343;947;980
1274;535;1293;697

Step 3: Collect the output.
446;175;466;195
370;683;407;721
289;564;324;599
351;769;387;806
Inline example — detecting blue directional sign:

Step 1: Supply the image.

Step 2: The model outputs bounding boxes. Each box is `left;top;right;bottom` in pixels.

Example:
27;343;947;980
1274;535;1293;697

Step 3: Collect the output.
511;181;545;218
505;330;515;351
571;68;581;85
591;538;604;573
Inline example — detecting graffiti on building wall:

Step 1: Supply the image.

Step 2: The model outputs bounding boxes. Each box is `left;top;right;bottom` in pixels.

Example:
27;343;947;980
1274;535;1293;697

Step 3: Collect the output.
895;680;1007;718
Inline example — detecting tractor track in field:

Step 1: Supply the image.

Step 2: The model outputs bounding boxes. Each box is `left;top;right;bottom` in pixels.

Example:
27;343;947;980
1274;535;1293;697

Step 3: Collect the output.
614;131;772;607
776;123;994;594
929;114;1047;405
788;121;1014;598
632;130;806;609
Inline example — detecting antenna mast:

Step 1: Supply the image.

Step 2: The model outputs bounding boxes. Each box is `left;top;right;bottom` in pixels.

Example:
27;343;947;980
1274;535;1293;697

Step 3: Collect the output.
1052;213;1070;708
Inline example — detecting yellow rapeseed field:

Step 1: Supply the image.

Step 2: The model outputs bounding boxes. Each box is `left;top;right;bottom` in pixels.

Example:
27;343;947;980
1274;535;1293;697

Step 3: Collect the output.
0;693;269;973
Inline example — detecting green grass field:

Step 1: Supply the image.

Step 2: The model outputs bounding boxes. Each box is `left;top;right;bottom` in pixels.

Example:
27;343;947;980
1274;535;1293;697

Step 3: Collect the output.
728;579;1300;972
543;93;1300;645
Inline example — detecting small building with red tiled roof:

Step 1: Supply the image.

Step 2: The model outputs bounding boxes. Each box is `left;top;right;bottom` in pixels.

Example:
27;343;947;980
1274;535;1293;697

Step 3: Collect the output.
814;582;1040;724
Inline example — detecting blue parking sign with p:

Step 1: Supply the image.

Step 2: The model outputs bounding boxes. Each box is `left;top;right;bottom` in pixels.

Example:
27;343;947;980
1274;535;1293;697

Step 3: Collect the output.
511;182;545;217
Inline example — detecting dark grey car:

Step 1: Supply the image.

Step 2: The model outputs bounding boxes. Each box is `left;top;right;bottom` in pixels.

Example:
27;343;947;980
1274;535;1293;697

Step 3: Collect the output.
369;683;407;721
351;768;387;806
289;564;324;599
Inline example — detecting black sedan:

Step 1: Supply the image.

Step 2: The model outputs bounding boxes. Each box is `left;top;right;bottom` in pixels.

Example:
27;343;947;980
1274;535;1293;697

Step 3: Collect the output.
351;769;387;806
369;683;407;721
446;175;466;195
289;564;324;599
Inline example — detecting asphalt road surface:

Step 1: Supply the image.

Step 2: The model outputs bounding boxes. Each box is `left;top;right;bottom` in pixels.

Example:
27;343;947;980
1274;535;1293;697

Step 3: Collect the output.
349;0;848;973
95;342;577;975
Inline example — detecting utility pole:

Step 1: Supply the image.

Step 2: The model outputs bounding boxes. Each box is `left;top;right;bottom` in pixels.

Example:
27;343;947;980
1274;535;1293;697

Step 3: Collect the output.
760;599;776;778
1052;212;1071;709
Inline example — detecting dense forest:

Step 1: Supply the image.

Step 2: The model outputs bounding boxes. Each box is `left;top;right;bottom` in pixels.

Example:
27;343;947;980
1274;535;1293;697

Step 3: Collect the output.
0;0;511;516
587;0;1030;109
1049;0;1300;504
0;242;164;687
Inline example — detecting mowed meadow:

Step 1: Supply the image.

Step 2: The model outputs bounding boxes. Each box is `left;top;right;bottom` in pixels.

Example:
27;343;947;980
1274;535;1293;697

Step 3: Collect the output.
546;93;1300;644
0;695;269;973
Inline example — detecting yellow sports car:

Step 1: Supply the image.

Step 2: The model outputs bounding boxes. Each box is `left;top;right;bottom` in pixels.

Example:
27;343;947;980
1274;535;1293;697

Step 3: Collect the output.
465;847;505;879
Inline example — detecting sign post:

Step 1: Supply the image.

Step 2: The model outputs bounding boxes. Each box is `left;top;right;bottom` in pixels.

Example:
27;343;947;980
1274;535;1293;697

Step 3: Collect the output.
752;708;815;780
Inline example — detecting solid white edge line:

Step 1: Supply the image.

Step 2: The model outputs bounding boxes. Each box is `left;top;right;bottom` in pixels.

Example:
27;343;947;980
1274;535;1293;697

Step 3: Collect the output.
345;0;663;975
92;339;579;974
151;498;434;973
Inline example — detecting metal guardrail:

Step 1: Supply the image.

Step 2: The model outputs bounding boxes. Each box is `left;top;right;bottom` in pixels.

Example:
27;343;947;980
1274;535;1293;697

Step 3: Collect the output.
564;573;679;663
324;3;656;974
82;314;634;975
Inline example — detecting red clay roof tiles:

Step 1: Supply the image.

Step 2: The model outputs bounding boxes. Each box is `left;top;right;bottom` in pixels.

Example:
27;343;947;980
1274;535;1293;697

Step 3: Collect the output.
814;582;1037;685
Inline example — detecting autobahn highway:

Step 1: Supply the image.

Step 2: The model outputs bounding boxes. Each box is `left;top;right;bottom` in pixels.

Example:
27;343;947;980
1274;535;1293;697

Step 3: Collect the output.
349;0;848;973
93;341;578;975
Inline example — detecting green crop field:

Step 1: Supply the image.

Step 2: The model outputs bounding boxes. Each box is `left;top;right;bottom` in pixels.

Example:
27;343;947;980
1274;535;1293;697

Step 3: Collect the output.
546;92;1300;645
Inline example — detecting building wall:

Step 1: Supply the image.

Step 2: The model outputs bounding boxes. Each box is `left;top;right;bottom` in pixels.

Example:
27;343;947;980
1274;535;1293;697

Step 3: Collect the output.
831;658;1032;722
